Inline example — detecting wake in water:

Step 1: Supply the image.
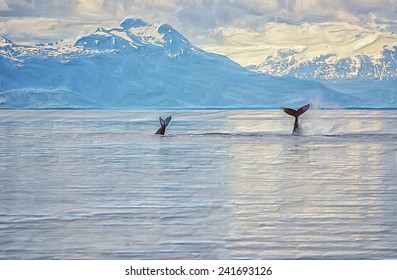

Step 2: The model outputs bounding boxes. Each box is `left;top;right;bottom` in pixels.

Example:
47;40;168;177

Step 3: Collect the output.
160;132;397;143
151;108;397;141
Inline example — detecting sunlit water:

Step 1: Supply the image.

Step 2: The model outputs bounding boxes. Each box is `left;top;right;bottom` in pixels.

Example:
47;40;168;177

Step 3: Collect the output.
1;109;397;259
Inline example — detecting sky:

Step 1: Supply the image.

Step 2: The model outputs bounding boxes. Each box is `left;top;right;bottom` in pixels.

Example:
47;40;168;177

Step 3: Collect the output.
1;0;397;64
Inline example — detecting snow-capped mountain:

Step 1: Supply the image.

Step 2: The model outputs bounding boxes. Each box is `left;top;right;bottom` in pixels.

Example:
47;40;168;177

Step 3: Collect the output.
0;19;396;109
0;18;197;65
255;47;397;80
202;22;397;80
75;18;200;59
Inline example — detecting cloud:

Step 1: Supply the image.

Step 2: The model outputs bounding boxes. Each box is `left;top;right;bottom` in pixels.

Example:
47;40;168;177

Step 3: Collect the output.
1;0;397;45
0;0;9;11
1;0;397;22
74;0;120;18
0;17;114;43
201;20;397;68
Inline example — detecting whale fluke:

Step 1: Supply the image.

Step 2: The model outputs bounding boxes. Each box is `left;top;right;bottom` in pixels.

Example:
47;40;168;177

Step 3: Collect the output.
155;115;171;135
283;104;311;135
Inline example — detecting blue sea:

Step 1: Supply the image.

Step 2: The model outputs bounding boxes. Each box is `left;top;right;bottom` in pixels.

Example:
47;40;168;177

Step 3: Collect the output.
1;109;397;259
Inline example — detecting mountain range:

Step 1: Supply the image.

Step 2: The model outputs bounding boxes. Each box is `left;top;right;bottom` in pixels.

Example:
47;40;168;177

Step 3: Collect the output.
0;18;396;109
203;22;397;81
254;47;397;80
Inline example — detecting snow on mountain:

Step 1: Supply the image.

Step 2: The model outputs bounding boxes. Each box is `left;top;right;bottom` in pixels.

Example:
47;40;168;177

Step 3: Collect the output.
0;33;105;66
0;19;395;109
0;35;21;62
203;22;397;80
74;18;200;58
255;46;397;79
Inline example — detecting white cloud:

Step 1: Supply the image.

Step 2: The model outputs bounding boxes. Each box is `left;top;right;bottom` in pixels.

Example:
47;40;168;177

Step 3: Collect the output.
1;0;397;46
0;17;116;43
1;0;397;23
201;20;397;68
74;0;120;18
0;0;10;11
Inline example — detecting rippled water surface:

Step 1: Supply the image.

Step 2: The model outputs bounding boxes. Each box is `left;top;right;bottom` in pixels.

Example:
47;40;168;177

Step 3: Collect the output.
1;109;397;259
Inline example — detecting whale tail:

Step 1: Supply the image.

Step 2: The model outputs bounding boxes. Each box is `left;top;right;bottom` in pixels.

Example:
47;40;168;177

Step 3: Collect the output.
155;115;172;135
283;104;311;134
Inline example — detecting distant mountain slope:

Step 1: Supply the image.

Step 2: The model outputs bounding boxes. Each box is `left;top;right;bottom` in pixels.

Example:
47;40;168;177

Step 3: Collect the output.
203;22;397;80
0;19;395;109
256;47;397;80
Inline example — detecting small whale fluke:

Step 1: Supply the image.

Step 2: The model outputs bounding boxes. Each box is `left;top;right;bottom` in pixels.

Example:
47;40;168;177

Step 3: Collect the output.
155;115;171;135
283;104;311;135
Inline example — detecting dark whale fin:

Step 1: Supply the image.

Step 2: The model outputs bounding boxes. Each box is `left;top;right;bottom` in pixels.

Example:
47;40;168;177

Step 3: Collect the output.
163;116;171;126
283;104;311;118
155;126;166;135
155;115;172;135
283;104;311;134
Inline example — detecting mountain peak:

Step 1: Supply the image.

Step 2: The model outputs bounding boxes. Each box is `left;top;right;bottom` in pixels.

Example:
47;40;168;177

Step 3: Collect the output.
157;23;175;34
157;23;189;43
0;35;14;47
1;20;394;109
120;18;150;30
75;18;198;58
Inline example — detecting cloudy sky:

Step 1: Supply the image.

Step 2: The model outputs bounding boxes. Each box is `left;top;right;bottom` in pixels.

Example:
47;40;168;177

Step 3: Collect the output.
1;0;397;64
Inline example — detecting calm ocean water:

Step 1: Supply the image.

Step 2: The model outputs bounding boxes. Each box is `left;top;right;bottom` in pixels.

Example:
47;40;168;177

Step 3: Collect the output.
1;109;397;259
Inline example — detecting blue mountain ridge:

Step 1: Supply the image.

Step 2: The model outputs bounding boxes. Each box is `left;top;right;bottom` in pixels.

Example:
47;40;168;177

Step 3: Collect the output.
0;18;395;109
257;47;397;80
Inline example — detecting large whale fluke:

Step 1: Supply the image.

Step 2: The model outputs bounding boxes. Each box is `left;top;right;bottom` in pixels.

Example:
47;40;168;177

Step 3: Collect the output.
283;104;311;135
155;115;172;135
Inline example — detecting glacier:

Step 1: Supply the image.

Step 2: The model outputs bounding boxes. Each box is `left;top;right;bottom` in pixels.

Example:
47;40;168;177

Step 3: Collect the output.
0;18;396;109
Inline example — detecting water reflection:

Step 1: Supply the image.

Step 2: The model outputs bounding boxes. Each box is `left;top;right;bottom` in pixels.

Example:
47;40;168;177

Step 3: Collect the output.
0;110;396;259
225;113;397;259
